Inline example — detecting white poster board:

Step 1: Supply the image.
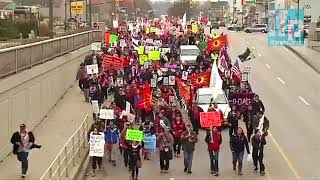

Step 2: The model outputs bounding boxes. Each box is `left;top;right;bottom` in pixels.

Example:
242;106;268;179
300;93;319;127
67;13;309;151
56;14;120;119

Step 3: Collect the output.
146;38;153;44
159;48;170;55
241;73;249;82
116;77;124;87
99;109;114;119
151;78;157;88
126;101;131;113
113;20;119;28
145;46;155;54
182;71;188;80
163;77;169;86
91;42;101;51
89;133;105;157
92;100;99;113
86;64;99;74
169;76;175;85
120;39;127;48
154;40;162;47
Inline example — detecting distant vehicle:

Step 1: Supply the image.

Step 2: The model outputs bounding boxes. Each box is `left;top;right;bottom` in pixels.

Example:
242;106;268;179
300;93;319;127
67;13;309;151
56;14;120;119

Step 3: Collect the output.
195;88;231;126
218;21;226;27
227;24;241;31
211;22;219;29
180;45;200;65
244;24;268;33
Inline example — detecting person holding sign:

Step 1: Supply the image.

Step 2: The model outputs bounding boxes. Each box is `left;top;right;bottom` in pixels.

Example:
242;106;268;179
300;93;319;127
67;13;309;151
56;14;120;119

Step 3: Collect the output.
157;127;174;173
104;121;120;166
181;124;198;174
205;126;222;176
89;128;105;177
128;141;143;180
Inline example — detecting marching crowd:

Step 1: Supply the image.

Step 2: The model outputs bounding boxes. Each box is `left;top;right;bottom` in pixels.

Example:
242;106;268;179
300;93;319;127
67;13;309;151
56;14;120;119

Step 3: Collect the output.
8;18;269;180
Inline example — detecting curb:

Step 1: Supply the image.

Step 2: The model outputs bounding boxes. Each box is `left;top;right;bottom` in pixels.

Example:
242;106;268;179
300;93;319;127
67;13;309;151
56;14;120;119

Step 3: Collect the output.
285;46;320;74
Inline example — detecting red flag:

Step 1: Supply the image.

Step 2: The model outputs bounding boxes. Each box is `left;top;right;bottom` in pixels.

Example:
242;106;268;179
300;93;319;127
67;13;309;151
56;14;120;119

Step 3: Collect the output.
176;78;191;101
135;84;152;112
103;55;124;70
206;35;228;53
105;32;110;44
189;71;211;89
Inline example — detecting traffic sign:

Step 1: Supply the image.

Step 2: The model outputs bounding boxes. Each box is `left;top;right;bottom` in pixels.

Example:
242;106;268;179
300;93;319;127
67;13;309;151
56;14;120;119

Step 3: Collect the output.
71;1;84;15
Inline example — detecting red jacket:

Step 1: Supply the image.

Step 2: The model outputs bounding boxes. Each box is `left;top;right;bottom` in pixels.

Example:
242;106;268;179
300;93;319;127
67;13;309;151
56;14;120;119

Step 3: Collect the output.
172;121;185;139
207;131;222;151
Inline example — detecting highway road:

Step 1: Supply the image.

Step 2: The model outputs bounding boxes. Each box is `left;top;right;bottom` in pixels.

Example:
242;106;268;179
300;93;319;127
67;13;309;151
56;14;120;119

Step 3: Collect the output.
82;30;320;180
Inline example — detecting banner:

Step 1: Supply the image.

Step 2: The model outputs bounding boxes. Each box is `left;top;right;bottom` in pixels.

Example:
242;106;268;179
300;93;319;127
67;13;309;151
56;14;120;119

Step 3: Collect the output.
200;112;222;127
230;93;255;112
86;64;98;74
99;109;114;119
145;46;155;54
143;134;157;152
126;129;144;141
103;55;124;69
148;51;161;60
89;133;105;157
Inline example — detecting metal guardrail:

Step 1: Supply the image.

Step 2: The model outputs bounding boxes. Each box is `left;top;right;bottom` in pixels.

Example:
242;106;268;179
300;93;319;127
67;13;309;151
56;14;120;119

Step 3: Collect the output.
40;114;90;180
0;30;102;78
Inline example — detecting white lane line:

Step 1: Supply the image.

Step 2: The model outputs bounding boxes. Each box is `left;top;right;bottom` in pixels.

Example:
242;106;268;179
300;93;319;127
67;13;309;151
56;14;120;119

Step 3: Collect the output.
258;53;262;57
252;46;256;50
298;96;311;106
276;77;286;85
266;64;271;69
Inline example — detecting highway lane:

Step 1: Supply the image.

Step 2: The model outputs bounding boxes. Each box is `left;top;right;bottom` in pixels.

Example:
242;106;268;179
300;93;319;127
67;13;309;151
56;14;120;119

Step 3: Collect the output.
227;30;320;179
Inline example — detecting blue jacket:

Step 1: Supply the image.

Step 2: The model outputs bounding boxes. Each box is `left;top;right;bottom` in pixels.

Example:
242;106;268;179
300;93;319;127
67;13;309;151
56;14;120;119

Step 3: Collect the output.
105;127;119;144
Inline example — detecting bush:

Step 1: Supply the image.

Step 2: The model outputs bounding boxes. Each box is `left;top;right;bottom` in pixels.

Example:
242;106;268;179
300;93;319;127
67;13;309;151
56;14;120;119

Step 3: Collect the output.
0;19;38;40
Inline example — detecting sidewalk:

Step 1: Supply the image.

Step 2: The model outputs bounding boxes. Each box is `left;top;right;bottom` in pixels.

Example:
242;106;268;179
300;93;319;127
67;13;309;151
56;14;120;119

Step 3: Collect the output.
0;83;93;179
286;45;320;73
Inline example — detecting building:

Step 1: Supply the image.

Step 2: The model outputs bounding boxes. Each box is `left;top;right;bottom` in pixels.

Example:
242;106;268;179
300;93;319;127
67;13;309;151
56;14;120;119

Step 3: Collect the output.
0;0;15;19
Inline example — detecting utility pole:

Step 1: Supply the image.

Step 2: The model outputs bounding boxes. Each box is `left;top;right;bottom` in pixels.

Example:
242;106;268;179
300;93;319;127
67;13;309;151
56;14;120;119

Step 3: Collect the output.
88;0;92;27
187;0;190;21
49;0;54;38
232;0;235;23
64;0;67;32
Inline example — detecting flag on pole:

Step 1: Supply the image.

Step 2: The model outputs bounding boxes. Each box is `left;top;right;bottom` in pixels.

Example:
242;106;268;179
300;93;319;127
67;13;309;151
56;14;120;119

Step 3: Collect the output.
218;46;230;73
176;77;191;101
189;71;211;89
231;58;242;82
238;48;255;62
206;35;228;53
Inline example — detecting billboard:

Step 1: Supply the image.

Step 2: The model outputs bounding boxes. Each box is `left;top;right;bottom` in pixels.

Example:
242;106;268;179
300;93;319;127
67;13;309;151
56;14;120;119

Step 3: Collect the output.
268;9;304;46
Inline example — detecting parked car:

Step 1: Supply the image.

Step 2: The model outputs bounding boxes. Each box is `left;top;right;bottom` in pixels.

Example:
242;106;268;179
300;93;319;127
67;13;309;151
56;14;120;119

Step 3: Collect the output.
227;24;242;31
244;24;268;33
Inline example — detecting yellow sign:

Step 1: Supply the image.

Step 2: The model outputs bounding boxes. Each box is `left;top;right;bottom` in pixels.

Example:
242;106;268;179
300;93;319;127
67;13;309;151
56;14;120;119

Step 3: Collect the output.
71;1;84;15
192;24;198;33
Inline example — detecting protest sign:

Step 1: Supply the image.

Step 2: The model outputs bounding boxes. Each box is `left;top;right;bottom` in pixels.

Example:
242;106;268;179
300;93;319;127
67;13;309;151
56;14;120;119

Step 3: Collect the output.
169;96;175;102
151;78;157;88
192;24;198;33
241;73;249;82
139;54;148;65
182;71;188;80
99;109;114;119
143;134;157;152
146;38;153;44
126;101;131;112
230;93;255;112
152;73;158;79
159;48;170;55
91;42;101;51
168;64;177;69
86;64;98;74
120;39;126;48
126;129;144;141
89;133;105;157
200;112;222;127
148;50;161;60
138;46;145;55
163;77;169;85
116;77;124;87
120;110;136;123
154;40;162;47
113;20;118;28
169;76;175;85
145;46;155;54
92;100;99;113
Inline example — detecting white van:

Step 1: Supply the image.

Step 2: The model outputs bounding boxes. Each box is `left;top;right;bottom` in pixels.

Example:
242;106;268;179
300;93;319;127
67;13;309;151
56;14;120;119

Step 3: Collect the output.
180;45;200;65
195;87;231;126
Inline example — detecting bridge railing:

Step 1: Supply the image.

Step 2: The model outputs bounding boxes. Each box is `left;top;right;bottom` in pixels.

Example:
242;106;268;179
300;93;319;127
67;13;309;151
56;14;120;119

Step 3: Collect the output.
40;114;90;180
0;30;102;78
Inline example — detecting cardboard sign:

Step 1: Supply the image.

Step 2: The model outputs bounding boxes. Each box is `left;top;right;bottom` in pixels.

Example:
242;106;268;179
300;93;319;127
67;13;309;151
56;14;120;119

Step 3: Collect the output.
126;101;131;112
99;109;114;119
182;71;188;80
138;46;145;55
126;129;144;141
92;100;99;113
91;42;101;51
151;78;157;88
148;51;161;60
168;76;175;85
86;64;98;74
200;112;222;127
163;77;169;85
89;133;105;157
143;134;157;152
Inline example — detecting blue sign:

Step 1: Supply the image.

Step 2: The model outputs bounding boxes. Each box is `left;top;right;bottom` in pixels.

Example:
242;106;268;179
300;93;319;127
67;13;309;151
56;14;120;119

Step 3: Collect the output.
268;9;304;46
143;134;156;152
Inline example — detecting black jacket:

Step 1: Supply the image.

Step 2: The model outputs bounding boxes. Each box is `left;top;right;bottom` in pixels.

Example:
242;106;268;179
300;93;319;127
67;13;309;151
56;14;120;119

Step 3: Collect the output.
230;134;250;154
10;131;35;154
243;109;255;126
251;135;266;154
252;100;265;114
227;111;239;127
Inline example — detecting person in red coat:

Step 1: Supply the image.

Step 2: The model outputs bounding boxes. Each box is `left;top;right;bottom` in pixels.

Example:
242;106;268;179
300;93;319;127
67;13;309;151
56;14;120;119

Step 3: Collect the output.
205;126;222;176
171;114;186;157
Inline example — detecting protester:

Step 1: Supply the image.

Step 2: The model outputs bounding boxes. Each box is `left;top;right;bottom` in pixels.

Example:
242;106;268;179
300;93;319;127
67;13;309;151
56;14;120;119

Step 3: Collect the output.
252;95;265;115
181;124;198;174
105;120;120;166
120;122;131;167
243;104;255;141
205;126;222;176
251;129;267;176
128;141;142;180
230;127;251;175
76;63;88;91
89;127;103;177
157;127;174;173
188;102;202;135
227;105;240;138
10;124;41;178
172;114;186;157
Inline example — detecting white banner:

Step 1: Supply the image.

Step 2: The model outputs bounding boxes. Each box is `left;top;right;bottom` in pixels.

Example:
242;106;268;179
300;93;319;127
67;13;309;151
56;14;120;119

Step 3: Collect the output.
89;133;105;157
86;64;98;74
